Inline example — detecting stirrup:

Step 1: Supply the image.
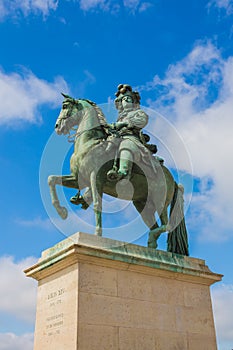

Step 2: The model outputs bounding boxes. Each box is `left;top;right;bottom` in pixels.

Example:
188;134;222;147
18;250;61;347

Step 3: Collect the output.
107;164;121;182
107;169;119;181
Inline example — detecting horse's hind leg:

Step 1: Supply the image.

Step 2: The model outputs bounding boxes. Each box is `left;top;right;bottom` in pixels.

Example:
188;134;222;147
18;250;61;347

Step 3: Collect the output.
133;200;160;249
160;208;170;231
148;207;170;248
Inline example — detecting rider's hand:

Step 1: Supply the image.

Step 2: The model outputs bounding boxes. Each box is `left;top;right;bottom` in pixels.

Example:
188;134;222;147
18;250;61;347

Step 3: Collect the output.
115;121;128;130
108;122;128;131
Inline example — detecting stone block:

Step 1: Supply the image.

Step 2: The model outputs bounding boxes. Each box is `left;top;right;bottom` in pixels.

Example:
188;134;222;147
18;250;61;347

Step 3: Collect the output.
79;262;117;296
176;304;215;335
79;292;131;326
118;268;184;305
154;330;188;350
78;324;118;350
119;327;156;350
187;333;218;350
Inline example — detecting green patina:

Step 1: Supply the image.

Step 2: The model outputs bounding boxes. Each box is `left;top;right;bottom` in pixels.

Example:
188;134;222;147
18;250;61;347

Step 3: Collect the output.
48;84;189;256
26;233;222;284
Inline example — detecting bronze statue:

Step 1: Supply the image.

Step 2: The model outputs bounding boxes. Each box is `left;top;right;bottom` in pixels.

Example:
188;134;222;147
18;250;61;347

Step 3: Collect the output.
107;84;150;180
48;85;189;255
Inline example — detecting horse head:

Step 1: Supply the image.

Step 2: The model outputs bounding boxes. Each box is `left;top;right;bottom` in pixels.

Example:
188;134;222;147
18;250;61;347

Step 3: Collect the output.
55;94;108;138
55;93;83;135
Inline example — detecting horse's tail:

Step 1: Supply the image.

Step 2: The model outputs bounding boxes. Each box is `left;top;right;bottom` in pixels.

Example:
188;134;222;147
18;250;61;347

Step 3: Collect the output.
167;183;189;256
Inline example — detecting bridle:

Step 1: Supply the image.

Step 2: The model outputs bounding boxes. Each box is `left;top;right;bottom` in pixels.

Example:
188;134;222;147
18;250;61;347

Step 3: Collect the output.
60;98;78;120
59;98;109;143
58;99;81;142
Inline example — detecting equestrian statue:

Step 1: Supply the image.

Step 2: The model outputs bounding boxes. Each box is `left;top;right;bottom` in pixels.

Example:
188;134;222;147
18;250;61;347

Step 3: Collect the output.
48;84;189;255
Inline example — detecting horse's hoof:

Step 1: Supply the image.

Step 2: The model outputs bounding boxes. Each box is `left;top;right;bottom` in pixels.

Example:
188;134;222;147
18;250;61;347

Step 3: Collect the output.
70;194;82;205
147;240;157;249
95;229;102;236
70;195;89;210
81;203;89;210
58;206;68;220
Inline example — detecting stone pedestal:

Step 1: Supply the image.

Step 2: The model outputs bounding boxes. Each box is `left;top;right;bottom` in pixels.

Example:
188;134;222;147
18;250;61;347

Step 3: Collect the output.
25;232;222;350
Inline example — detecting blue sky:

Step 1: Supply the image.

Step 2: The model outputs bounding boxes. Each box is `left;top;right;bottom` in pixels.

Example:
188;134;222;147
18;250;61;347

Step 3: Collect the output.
0;0;233;349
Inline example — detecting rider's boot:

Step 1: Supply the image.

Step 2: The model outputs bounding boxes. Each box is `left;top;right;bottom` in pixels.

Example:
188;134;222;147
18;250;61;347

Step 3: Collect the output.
107;150;133;182
118;149;133;180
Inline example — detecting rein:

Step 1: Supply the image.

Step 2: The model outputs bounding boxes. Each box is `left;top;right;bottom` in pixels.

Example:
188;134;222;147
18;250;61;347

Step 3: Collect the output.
67;127;78;143
67;126;105;143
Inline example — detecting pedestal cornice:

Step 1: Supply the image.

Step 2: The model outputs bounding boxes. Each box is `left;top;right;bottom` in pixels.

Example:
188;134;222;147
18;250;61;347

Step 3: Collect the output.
25;232;222;285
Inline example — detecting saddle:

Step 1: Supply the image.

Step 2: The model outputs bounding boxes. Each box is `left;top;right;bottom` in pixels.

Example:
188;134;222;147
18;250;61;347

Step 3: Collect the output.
105;131;163;181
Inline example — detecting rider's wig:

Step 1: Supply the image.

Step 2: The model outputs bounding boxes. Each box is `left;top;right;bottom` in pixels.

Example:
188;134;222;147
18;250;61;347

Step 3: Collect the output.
114;84;141;111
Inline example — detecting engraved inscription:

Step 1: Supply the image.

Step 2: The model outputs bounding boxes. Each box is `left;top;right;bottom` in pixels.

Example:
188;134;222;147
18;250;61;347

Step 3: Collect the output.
47;288;65;308
45;288;66;336
46;313;64;336
47;288;65;300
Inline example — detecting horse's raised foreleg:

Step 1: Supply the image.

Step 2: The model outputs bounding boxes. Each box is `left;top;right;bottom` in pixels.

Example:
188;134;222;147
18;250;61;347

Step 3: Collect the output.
48;175;78;220
90;171;103;236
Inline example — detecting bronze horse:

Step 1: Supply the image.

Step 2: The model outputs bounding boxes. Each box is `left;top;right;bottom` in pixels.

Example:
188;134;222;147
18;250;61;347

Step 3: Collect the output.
48;95;189;255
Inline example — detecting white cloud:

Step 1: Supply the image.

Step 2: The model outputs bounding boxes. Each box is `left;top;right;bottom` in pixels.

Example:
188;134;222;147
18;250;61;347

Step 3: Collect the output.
78;0;152;13
15;216;54;231
0;256;37;324
0;333;34;350
138;41;233;241
123;0;140;11
208;0;233;15
0;1;7;19
0;0;58;21
123;0;153;13
79;0;110;11
123;0;152;13
0;0;152;18
15;211;91;236
212;284;233;348
138;2;153;12
0;68;68;126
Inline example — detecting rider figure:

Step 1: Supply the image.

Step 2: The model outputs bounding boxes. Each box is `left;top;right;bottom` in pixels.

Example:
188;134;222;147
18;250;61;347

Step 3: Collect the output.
107;84;150;180
70;83;158;206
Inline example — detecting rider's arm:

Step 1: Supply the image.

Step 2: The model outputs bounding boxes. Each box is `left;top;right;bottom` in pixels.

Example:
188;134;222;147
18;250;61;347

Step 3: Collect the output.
127;109;148;129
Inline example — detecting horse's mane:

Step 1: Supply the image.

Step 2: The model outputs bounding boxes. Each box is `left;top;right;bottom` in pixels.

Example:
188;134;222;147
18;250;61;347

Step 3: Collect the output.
81;99;108;127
